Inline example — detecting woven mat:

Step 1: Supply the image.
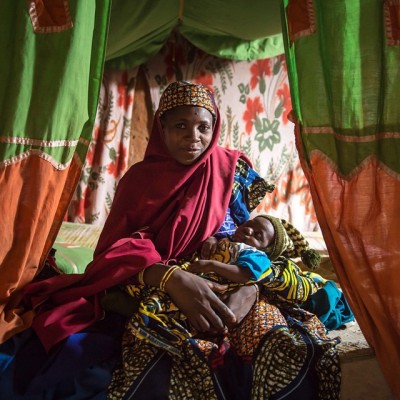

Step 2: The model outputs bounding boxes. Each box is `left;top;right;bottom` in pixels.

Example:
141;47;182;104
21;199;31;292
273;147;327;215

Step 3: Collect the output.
328;321;373;361
56;222;104;250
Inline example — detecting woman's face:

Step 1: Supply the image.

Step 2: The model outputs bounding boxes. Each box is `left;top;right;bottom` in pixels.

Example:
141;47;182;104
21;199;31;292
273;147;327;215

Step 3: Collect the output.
232;217;275;250
161;106;214;165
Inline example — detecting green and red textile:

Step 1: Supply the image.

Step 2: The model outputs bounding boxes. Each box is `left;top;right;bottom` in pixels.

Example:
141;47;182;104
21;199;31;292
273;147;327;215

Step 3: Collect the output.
282;0;400;397
0;0;111;342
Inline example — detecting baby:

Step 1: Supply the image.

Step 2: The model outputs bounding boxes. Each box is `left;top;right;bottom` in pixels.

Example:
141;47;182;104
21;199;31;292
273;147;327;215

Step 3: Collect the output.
187;215;321;286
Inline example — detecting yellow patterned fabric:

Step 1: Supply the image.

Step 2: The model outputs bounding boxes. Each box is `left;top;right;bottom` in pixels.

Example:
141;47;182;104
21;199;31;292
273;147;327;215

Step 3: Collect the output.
123;283;193;357
262;258;321;303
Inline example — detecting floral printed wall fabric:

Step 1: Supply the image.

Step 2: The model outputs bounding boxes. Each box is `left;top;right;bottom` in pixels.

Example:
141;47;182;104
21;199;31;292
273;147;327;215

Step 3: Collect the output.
68;35;318;232
67;68;138;225
144;36;318;231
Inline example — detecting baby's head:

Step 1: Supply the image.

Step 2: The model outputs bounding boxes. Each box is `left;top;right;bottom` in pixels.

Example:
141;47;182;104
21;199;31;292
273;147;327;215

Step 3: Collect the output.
233;215;321;270
231;216;275;251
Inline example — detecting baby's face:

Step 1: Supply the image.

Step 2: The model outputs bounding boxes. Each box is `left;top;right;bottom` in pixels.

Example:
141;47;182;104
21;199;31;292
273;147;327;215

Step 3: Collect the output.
232;217;275;250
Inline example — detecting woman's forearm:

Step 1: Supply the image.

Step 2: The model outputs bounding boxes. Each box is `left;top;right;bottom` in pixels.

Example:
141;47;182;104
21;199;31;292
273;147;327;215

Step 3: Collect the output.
141;263;170;288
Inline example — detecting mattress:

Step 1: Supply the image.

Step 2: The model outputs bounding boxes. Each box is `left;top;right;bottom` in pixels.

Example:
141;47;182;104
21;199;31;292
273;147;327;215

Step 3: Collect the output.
52;222;103;274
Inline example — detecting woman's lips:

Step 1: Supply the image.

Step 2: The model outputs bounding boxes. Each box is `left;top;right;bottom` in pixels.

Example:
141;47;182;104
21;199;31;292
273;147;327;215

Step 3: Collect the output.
184;147;200;154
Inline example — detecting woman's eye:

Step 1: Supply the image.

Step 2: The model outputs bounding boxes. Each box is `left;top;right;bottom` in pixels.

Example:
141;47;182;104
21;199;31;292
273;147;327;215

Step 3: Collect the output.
175;123;186;129
199;124;211;133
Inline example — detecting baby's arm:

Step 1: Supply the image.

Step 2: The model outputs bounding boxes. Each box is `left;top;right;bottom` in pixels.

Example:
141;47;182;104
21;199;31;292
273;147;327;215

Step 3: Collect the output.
187;260;252;284
200;236;218;259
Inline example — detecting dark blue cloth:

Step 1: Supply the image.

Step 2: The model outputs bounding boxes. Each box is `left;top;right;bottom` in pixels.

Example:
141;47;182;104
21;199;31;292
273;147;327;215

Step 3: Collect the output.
0;313;124;400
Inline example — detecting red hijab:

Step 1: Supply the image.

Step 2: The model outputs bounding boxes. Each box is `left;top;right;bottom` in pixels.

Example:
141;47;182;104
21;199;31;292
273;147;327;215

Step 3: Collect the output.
24;83;244;350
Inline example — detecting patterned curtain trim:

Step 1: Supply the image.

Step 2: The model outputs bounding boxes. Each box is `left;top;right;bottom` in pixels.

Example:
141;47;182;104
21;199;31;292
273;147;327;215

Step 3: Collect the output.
0;149;83;170
384;0;400;46
286;0;316;43
302;127;400;141
301;130;400;176
309;149;400;180
28;0;73;33
0;137;90;170
0;136;83;147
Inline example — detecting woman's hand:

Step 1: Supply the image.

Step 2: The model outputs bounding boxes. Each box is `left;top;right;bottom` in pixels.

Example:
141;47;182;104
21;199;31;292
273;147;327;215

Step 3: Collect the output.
165;269;237;334
219;285;258;328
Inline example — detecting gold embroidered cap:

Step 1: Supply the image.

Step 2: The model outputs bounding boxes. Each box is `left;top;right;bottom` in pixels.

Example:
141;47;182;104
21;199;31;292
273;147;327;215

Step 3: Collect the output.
158;81;216;118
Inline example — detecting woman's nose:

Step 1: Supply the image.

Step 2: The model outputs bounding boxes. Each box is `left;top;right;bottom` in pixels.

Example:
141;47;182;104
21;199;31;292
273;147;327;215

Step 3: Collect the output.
185;127;200;141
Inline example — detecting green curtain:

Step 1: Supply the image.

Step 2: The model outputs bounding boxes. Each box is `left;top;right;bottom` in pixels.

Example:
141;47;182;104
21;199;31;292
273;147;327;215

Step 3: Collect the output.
0;1;110;167
281;0;400;397
105;0;284;69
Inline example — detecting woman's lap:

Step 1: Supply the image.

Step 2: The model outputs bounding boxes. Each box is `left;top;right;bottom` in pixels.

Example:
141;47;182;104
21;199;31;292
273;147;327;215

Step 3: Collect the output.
107;296;340;400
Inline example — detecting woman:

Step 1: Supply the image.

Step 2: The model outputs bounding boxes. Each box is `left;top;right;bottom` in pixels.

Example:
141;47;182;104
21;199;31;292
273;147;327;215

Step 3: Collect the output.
105;81;340;400
2;81;340;399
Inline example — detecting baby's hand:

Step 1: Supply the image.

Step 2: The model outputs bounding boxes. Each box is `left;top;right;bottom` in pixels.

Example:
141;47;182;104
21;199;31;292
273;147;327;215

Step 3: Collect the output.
187;259;215;274
189;260;251;284
200;236;218;259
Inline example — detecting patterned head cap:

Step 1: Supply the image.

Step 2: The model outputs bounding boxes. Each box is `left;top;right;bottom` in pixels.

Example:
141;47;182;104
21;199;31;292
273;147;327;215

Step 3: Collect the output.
158;81;216;118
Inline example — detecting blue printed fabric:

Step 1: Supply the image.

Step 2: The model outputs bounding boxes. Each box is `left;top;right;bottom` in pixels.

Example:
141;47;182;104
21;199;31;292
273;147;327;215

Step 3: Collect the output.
216;158;275;237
